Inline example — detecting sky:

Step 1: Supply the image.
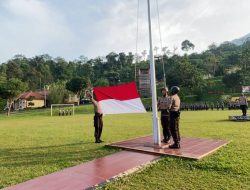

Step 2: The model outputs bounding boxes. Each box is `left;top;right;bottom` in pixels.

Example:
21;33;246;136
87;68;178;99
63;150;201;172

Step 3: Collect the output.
1;0;250;63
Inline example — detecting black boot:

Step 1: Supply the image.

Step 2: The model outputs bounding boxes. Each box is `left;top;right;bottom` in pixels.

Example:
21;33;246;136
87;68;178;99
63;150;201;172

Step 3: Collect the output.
169;142;180;149
161;137;170;144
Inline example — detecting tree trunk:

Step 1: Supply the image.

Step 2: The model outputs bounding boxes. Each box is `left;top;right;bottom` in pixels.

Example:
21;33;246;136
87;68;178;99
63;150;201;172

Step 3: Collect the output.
6;100;13;117
7;106;10;116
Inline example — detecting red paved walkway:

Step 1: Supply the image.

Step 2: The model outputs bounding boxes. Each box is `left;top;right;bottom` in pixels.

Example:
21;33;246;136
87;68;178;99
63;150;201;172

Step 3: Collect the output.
109;136;229;160
2;151;159;190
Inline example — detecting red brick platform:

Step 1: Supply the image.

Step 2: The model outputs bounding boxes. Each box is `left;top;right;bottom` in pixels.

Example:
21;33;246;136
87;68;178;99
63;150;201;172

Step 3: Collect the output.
2;151;159;190
109;136;229;160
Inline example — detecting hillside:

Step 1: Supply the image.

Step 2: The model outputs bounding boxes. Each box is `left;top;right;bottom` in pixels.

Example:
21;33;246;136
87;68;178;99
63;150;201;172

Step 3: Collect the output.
231;33;250;45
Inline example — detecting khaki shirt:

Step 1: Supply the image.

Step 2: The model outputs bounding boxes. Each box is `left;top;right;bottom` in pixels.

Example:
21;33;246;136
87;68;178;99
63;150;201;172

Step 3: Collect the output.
239;96;248;106
158;96;172;110
91;98;103;114
170;94;181;111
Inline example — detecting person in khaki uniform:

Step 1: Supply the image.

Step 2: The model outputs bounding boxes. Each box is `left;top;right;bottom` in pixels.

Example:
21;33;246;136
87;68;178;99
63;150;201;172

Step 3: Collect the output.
239;93;248;116
169;86;181;149
87;91;104;143
157;87;172;144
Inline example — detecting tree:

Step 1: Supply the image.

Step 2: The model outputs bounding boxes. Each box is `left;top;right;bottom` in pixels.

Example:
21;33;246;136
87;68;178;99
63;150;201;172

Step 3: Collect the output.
118;52;127;68
81;63;94;81
105;71;120;86
205;53;219;76
0;64;7;78
208;43;217;52
181;40;195;53
165;59;204;93
51;57;71;81
0;76;7;110
240;48;250;71
47;82;70;104
0;78;28;116
6;61;23;80
222;72;244;92
127;52;134;65
106;52;119;69
1;45;249;102
95;78;109;87
66;77;89;97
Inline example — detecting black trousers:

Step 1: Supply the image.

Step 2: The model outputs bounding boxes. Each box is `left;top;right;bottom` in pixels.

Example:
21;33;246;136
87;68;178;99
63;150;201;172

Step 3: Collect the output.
170;111;181;144
240;105;248;116
94;113;103;140
161;115;171;140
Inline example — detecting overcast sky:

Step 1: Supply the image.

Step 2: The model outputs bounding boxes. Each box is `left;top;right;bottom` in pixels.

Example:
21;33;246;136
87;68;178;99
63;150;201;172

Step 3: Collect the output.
1;0;250;63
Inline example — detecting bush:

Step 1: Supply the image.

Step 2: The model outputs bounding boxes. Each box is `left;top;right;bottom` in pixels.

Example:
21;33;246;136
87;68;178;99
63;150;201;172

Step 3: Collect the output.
220;95;232;103
0;98;6;111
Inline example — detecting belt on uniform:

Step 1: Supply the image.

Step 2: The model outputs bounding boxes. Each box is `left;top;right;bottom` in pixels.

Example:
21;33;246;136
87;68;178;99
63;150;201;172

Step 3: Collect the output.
161;109;169;115
95;112;103;117
161;109;169;111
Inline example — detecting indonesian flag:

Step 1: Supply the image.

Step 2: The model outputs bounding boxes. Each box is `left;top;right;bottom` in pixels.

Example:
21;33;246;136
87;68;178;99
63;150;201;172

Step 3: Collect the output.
242;86;250;93
93;82;146;115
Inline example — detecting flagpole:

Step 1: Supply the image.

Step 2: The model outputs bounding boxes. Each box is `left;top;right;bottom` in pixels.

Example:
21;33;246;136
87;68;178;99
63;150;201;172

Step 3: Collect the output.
147;0;160;145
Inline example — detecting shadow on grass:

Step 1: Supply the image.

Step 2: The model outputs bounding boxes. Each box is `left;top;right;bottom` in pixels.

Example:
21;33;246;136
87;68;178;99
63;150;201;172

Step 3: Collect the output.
1;142;92;151
216;119;250;123
216;119;231;122
0;142;118;168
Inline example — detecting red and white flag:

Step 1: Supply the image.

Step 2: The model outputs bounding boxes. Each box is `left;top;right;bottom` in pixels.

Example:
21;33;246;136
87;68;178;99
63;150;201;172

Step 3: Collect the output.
242;86;250;93
93;82;146;115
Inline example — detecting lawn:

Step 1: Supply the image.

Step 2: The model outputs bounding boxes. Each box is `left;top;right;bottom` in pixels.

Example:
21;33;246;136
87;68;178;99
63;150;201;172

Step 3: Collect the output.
0;106;250;190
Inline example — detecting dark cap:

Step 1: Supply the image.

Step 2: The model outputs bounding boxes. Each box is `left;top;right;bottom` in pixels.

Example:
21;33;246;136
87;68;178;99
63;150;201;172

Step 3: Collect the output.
170;86;180;95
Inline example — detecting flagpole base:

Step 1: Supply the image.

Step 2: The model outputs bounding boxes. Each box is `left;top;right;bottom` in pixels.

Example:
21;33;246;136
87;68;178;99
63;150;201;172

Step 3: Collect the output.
152;116;161;145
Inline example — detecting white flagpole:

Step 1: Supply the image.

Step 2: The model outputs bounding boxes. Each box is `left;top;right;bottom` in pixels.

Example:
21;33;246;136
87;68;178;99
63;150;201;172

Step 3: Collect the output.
147;0;161;145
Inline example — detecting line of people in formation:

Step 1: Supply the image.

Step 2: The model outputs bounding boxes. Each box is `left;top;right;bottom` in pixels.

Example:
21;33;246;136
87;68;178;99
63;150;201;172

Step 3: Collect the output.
181;103;224;111
146;101;246;111
58;109;72;116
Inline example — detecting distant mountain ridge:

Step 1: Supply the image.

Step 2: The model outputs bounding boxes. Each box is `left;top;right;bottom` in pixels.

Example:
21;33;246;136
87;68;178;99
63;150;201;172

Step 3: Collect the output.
231;33;250;46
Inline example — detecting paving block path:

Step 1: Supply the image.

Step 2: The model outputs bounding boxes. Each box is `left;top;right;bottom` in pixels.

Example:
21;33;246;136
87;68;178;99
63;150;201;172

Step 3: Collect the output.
2;151;159;190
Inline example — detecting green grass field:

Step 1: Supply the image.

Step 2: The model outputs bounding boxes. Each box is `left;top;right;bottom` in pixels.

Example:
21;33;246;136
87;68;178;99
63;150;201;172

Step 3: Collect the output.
0;106;250;190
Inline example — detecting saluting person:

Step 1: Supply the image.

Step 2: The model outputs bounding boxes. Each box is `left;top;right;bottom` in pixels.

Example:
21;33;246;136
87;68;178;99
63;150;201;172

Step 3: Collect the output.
169;86;181;149
87;91;104;143
157;87;172;144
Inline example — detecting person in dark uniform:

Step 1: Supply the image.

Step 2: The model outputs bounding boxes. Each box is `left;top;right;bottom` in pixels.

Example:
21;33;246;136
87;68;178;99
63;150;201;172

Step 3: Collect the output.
221;102;224;110
205;102;209;111
169;86;181;149
87;91;104;143
216;101;220;110
239;93;248;116
157;87;172;144
210;103;214;110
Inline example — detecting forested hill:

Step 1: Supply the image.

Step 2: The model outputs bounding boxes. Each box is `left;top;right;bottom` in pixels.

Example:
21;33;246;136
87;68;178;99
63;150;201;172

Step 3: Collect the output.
0;40;250;97
231;33;250;46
